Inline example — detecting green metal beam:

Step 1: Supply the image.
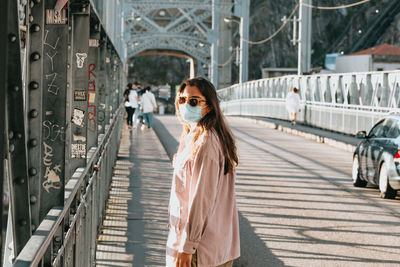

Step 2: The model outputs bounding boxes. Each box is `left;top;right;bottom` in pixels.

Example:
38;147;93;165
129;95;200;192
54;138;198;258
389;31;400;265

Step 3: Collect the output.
67;0;90;179
6;0;32;256
0;0;8;260
39;0;68;222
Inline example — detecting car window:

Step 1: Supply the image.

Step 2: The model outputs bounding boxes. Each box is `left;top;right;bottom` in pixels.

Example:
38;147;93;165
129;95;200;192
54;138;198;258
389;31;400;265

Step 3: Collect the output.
387;119;400;139
368;120;385;138
381;119;394;138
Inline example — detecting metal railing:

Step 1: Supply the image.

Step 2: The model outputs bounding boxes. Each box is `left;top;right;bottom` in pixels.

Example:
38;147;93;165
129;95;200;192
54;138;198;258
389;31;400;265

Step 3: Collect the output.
13;107;124;267
2;0;126;264
218;71;400;135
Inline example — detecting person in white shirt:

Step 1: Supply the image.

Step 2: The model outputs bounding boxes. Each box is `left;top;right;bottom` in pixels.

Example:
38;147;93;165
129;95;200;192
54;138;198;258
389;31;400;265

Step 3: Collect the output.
123;83;139;129
285;87;301;125
140;86;157;130
132;81;142;126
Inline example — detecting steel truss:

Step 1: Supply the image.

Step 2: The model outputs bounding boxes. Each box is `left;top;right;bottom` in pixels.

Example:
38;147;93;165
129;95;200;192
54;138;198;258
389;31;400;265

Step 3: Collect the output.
124;0;234;79
1;0;125;265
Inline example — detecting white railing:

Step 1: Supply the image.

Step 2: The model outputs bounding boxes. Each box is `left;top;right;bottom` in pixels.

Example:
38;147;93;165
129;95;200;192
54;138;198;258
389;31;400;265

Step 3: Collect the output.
218;71;400;135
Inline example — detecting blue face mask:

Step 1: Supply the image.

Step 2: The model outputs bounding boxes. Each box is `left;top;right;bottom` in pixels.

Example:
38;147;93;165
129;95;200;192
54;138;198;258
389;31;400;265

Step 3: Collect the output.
179;103;204;123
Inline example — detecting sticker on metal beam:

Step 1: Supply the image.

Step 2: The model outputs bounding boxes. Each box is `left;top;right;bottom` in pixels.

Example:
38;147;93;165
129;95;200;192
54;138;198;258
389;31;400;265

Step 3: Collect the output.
71;144;86;159
74;90;86;101
88;93;95;103
73;134;86;142
89;39;99;47
72;108;85;127
76;53;87;68
46;9;67;25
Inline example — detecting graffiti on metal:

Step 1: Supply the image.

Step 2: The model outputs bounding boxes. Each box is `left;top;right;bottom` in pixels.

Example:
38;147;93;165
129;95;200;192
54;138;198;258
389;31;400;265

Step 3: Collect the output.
43;120;65;142
42;142;61;192
44;30;61;95
88;63;97;132
44;30;60;50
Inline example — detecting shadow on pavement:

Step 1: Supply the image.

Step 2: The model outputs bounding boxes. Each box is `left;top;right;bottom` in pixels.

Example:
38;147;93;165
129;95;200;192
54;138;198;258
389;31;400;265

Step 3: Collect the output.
234;212;286;267
153;117;179;161
153;117;284;267
96;126;171;266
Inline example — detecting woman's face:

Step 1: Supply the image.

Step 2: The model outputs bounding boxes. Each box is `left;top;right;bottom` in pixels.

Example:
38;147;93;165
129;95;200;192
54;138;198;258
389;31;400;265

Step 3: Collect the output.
180;85;210;116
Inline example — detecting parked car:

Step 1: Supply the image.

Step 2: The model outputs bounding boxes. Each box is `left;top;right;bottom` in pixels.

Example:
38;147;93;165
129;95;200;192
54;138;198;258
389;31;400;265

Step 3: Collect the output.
352;115;400;199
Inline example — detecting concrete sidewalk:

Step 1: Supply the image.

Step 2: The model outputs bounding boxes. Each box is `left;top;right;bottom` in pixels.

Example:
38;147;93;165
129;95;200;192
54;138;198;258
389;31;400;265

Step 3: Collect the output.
96;125;172;267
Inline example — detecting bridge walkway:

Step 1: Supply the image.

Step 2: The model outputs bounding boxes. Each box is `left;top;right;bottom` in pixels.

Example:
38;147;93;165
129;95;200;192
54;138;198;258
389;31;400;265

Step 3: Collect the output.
95;126;171;267
154;115;400;267
95;115;400;267
234;116;359;152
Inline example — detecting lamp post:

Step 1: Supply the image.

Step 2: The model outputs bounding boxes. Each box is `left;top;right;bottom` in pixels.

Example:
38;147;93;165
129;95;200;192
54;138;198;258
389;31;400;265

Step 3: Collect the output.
224;16;248;84
282;0;312;75
298;0;312;75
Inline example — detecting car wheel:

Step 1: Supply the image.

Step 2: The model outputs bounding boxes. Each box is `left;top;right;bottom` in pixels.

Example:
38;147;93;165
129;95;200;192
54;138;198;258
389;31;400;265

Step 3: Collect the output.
378;162;397;199
352;155;367;187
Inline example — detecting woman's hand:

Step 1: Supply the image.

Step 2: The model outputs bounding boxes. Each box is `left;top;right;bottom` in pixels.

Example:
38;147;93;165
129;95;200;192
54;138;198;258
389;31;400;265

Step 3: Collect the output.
175;252;192;267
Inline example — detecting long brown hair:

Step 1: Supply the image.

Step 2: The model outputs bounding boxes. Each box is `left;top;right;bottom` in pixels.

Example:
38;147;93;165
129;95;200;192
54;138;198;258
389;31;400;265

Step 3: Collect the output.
175;77;238;174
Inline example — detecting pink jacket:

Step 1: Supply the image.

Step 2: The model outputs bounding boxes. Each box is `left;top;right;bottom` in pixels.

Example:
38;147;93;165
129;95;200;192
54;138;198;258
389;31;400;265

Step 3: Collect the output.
166;129;240;267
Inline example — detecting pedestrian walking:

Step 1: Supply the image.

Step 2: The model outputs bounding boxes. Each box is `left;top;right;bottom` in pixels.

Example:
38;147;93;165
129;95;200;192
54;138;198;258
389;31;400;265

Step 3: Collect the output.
123;83;139;129
166;77;240;267
132;81;142;127
140;86;157;130
285;87;301;125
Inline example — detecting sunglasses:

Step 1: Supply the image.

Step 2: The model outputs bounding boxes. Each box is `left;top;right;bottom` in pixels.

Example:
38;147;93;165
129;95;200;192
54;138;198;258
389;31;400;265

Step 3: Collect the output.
178;96;206;107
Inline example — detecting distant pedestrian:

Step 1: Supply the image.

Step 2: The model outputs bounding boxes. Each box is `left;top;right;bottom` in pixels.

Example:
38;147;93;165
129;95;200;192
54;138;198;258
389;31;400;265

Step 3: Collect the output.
132;81;142;126
123;83;139;129
140;86;157;130
286;87;301;125
166;77;240;267
133;81;141;91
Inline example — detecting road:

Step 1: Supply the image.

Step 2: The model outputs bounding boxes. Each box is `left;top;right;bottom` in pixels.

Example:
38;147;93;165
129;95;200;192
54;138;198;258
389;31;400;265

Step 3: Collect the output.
154;115;400;267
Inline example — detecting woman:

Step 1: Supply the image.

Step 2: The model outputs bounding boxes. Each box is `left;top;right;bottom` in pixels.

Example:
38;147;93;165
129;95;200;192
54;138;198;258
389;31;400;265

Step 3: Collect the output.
123;83;139;129
166;77;240;267
285;87;301;125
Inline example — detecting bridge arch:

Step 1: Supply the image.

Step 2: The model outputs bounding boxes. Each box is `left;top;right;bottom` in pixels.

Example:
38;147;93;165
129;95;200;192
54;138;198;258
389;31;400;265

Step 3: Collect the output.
127;34;211;77
128;48;204;78
123;0;238;87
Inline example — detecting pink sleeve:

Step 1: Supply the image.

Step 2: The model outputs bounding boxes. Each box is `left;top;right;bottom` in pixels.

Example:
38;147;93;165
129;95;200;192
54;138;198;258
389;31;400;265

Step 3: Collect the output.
178;153;220;254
